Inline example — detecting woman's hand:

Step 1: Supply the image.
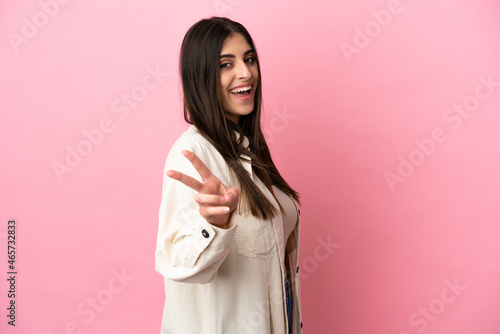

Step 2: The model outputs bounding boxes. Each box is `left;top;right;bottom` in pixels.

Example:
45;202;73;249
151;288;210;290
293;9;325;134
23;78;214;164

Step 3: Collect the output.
166;150;240;229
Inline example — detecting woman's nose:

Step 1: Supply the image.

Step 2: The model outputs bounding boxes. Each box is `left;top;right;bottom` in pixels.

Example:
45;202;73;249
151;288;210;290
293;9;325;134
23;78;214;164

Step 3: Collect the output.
236;60;251;79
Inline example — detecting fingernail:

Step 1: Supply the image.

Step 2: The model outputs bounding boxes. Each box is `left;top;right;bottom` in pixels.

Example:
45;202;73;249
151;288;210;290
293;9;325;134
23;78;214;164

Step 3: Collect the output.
219;197;225;203
222;207;230;213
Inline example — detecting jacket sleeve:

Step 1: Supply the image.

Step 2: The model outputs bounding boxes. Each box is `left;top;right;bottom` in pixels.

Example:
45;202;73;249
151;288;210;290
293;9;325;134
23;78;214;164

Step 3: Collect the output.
155;136;238;284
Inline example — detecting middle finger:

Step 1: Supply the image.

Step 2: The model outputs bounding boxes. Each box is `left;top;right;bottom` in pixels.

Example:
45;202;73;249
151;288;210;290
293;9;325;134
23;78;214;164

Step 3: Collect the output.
182;150;213;181
194;193;225;205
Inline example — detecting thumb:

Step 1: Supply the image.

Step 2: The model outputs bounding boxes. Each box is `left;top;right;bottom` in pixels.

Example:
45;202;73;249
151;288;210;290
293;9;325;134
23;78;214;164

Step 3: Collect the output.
225;187;240;204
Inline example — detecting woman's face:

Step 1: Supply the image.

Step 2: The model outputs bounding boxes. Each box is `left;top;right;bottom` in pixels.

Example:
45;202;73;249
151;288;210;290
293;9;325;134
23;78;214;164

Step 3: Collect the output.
219;33;259;124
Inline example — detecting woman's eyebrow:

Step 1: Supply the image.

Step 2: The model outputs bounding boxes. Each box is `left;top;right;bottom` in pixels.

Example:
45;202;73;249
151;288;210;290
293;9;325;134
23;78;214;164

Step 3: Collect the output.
219;49;255;58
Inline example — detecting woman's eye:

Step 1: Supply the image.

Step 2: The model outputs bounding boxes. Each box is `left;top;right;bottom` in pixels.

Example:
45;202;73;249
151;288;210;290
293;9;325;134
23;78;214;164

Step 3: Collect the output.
220;62;231;68
245;57;255;63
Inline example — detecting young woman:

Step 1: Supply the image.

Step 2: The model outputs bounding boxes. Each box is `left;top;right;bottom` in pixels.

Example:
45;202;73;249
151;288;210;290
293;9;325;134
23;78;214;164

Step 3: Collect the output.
155;16;303;334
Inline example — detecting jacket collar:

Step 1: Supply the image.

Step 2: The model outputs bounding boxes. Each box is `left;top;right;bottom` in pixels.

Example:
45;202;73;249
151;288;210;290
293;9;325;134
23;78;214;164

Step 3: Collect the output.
189;124;253;176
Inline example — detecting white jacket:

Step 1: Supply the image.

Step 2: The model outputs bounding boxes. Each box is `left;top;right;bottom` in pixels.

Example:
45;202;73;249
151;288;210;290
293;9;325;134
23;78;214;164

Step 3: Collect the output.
155;125;302;333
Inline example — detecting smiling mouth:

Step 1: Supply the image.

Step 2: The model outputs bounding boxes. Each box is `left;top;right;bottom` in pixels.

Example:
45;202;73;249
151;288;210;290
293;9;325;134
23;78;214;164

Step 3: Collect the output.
230;85;252;96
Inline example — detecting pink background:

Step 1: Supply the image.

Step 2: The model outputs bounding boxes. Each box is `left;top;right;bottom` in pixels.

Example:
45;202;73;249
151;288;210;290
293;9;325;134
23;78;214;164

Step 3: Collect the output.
2;0;500;333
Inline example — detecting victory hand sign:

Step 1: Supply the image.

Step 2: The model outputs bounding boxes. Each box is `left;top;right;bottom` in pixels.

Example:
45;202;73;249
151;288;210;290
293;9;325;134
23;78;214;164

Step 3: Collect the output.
166;150;241;229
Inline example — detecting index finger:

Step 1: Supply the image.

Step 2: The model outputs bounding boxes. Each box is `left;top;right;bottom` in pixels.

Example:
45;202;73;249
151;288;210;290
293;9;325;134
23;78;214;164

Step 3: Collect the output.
181;150;213;181
166;169;203;192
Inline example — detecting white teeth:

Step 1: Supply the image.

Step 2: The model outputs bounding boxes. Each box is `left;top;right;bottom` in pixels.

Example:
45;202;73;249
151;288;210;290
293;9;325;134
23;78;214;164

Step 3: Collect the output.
230;86;252;93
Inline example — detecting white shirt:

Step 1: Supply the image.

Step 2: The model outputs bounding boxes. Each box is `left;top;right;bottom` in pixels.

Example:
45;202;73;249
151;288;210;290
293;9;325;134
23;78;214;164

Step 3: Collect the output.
155;125;302;334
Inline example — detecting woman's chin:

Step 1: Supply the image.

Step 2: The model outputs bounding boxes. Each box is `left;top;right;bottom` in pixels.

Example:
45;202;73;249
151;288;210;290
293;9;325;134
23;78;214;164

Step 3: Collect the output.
227;107;254;118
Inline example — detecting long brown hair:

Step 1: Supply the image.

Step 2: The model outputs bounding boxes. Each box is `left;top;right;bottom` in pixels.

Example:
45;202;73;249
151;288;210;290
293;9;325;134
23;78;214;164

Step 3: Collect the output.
179;16;300;220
